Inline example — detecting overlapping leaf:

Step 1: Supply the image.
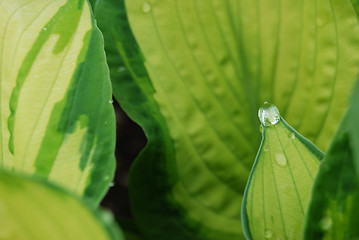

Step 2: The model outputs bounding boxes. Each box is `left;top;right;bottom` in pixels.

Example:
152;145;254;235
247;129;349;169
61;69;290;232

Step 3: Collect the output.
304;81;359;239
0;0;116;205
0;170;123;240
95;0;359;239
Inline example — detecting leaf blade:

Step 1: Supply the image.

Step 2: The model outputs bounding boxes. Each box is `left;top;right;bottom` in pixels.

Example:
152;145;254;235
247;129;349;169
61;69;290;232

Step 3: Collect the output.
304;81;359;239
97;0;359;239
0;170;123;240
0;0;116;205
242;117;323;239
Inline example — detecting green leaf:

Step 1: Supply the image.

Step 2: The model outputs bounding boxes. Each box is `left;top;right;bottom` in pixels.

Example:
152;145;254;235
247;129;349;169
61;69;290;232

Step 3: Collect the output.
304;81;359;239
0;170;123;240
96;0;359;239
0;0;116;205
241;103;323;239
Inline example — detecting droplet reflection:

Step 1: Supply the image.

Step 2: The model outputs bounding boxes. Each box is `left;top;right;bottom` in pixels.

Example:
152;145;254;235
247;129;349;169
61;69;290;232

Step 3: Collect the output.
258;102;280;127
275;153;287;167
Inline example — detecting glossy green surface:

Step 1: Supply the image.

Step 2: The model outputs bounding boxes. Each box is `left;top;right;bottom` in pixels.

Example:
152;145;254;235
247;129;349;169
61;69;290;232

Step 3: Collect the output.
95;0;359;239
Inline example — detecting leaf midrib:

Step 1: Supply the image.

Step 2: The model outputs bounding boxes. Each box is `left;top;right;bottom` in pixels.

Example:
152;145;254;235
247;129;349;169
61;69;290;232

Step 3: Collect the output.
174;0;257;147
145;1;255;169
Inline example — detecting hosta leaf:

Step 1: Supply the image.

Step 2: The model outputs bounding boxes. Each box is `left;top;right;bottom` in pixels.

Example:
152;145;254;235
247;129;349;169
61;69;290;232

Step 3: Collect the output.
96;0;359;239
0;170;123;240
241;103;323;239
0;0;116;205
304;81;359;239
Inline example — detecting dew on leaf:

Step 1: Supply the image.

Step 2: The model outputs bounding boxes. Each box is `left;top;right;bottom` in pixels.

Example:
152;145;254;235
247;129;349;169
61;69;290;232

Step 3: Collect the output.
258;102;280;127
319;216;333;231
109;182;115;187
288;132;295;140
275;153;287;167
117;66;126;72
142;2;151;13
109;100;114;104
264;229;273;238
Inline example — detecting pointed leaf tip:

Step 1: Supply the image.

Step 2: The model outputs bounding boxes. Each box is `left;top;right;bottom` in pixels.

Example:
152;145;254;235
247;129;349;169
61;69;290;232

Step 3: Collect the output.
242;113;324;239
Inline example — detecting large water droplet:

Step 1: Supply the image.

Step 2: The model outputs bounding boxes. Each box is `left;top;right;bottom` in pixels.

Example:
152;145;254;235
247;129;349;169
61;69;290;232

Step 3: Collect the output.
264;229;273;238
319;216;333;231
142;2;151;13
258;102;280;127
275;153;287;167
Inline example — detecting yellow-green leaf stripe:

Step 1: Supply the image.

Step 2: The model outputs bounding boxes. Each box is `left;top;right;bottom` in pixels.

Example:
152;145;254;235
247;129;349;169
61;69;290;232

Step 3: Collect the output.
0;0;116;205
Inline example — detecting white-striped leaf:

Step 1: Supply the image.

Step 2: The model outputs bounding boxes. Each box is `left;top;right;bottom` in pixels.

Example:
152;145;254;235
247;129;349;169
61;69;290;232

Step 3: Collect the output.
0;0;116;205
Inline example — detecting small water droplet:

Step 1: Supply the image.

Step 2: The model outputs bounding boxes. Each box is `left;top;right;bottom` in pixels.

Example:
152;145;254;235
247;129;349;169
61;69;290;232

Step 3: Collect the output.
109;100;114;104
319;216;332;231
264;229;273;238
258;102;280;127
263;146;269;152
109;182;115;187
142;2;151;13
289;132;295;140
117;66;126;72
259;125;263;133
275;153;287;167
43;27;47;30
